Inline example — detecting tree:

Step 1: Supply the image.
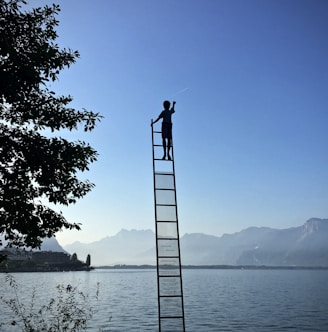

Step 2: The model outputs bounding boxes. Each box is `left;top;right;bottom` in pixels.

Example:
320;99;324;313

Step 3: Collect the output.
86;254;91;266
0;0;102;248
71;253;78;262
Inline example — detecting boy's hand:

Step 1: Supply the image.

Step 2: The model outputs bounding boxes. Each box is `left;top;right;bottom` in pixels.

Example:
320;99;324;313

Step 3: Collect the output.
173;101;176;105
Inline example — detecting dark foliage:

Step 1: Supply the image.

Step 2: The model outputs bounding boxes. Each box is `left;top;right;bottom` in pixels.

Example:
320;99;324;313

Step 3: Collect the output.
0;0;102;248
86;254;91;266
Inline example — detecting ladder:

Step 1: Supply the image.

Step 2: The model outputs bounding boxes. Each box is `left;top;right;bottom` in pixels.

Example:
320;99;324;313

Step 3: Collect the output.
151;121;186;332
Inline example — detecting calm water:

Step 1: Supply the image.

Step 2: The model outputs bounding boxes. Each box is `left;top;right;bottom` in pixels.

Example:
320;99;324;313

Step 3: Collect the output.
1;269;328;331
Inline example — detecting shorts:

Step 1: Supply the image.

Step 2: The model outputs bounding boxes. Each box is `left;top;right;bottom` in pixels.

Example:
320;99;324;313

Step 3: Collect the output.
161;122;172;139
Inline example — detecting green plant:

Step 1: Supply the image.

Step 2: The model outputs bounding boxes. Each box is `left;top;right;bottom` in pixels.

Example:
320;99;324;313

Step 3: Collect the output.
0;274;104;331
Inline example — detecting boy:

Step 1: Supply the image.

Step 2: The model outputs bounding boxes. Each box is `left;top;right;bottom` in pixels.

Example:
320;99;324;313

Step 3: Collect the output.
151;100;176;160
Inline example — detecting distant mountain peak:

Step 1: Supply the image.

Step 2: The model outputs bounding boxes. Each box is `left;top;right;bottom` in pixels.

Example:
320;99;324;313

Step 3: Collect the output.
305;217;328;224
303;218;328;233
114;229;154;240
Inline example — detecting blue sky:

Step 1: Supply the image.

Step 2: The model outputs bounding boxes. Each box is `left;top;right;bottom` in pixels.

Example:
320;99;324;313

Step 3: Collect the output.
30;0;328;245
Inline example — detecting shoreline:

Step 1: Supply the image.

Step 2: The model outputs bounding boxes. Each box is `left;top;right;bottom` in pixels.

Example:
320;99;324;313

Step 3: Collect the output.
95;264;328;270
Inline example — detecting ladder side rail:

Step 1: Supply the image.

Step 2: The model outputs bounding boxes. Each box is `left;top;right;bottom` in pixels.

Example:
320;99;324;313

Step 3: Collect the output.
151;120;162;331
171;137;186;331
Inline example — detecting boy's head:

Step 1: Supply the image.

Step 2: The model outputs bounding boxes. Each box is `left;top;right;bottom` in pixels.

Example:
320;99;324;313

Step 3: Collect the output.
163;100;170;110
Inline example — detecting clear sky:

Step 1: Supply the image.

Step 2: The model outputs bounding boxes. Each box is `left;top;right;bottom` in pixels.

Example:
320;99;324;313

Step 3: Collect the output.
30;0;328;245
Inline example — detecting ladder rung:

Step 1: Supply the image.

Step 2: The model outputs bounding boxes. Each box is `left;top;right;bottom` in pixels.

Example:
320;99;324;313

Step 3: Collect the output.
153;144;163;147
157;220;178;223
156;204;176;207
158;256;180;259
159;275;181;278
159;295;183;298
154;131;162;133
154;158;173;161
156;219;178;223
157;237;178;240
155;188;175;191
160;316;184;319
154;171;173;175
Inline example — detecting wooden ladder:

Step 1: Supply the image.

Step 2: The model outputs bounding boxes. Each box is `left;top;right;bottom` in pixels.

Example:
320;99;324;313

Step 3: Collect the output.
151;121;186;332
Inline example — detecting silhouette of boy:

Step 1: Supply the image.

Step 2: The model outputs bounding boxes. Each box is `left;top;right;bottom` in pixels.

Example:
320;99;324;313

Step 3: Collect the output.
151;100;176;160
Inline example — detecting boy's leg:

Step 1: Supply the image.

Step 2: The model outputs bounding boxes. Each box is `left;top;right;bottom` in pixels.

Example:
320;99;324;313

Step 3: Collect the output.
162;138;167;159
167;124;173;160
167;138;172;160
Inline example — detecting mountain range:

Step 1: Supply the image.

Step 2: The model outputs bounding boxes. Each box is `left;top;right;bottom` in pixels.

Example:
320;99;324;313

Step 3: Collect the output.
62;218;328;267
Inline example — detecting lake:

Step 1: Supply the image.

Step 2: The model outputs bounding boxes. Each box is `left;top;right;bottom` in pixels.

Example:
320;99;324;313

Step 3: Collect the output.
1;269;328;331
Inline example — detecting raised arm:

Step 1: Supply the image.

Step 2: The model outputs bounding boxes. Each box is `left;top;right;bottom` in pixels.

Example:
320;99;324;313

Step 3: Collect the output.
171;101;176;113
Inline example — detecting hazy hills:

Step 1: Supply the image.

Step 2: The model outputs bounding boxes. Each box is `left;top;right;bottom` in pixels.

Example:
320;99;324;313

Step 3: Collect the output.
64;229;155;266
0;237;66;253
62;218;328;267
